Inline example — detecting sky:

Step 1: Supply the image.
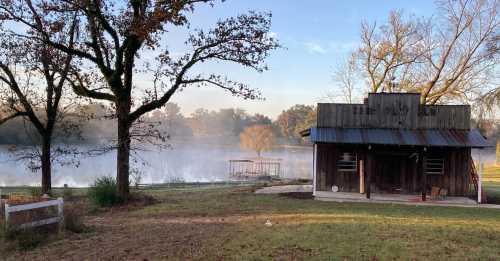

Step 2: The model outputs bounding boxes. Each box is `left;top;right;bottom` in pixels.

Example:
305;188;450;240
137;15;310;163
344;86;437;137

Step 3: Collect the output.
145;0;439;119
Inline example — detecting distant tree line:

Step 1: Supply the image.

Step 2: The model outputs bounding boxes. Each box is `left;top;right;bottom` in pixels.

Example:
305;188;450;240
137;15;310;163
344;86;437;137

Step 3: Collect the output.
0;102;317;146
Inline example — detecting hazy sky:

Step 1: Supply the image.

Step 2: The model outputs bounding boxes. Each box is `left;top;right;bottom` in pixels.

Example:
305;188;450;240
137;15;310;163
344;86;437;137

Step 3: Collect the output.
153;0;438;119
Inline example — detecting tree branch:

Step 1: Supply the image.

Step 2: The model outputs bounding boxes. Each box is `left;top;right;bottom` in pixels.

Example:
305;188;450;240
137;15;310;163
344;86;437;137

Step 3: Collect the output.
0;111;29;125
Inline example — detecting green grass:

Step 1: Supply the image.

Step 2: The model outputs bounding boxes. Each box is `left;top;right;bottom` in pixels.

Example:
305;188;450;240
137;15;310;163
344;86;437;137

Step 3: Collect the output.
2;185;500;260
482;164;500;203
484;182;500;203
0;186;89;198
483;164;500;182
128;187;500;260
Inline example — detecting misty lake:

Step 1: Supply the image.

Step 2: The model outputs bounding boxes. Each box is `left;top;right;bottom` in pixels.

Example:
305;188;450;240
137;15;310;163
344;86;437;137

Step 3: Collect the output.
0;143;495;188
0;143;313;187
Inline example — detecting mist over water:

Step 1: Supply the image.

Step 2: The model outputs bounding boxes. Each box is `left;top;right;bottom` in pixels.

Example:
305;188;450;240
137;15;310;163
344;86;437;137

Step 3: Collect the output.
0;143;313;187
0;143;495;188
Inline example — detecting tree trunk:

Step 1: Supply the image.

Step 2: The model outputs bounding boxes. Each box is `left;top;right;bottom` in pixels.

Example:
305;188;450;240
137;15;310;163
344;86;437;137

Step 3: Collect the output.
116;102;131;200
41;136;51;195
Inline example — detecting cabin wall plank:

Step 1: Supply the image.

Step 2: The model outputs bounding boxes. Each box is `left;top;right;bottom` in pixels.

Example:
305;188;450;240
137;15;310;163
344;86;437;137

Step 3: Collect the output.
317;94;470;130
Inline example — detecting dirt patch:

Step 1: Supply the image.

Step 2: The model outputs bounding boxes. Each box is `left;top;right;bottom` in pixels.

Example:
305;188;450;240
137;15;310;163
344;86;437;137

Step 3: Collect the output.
4;214;238;260
5;210;318;260
279;192;314;199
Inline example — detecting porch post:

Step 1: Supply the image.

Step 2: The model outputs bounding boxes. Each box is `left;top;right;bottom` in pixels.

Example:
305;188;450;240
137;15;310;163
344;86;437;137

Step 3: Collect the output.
359;158;365;194
421;148;427;201
366;145;372;199
313;143;317;196
478;150;483;204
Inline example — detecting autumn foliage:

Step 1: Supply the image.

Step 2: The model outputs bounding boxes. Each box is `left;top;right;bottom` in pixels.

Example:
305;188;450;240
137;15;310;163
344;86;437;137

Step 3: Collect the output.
240;125;274;158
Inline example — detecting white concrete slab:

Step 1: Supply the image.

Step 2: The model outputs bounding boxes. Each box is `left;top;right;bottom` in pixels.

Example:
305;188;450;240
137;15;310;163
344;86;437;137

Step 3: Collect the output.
314;191;500;208
315;191;476;204
255;185;313;194
254;186;500;209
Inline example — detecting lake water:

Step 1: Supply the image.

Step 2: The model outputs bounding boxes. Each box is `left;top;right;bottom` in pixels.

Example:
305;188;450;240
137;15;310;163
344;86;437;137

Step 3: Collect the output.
0;143;495;188
0;144;313;187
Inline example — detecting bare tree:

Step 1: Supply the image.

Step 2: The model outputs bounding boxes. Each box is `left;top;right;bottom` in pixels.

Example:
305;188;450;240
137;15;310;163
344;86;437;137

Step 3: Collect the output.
331;54;362;103
353;1;499;105
240;125;274;158
417;0;499;104
0;22;76;193
0;0;279;199
358;10;425;94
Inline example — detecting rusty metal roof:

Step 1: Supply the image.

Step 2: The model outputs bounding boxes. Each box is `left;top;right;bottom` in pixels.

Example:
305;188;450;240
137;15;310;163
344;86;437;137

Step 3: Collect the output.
306;127;490;148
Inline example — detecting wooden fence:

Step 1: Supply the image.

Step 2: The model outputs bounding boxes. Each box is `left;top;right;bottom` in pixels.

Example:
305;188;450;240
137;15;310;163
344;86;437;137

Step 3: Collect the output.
4;197;64;231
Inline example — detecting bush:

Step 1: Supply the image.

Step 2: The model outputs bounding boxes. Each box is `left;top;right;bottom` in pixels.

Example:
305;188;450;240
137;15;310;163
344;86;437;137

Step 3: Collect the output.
88;176;121;207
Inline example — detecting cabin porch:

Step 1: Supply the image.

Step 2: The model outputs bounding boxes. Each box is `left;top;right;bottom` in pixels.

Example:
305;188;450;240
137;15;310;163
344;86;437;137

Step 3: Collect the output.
313;143;478;201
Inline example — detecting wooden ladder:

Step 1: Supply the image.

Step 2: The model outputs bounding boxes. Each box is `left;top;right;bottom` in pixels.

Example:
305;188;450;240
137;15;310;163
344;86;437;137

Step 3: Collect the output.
469;158;487;202
469;159;478;195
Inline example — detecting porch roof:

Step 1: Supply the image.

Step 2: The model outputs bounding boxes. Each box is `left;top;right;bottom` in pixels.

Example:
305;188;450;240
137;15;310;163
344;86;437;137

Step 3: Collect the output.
303;127;490;148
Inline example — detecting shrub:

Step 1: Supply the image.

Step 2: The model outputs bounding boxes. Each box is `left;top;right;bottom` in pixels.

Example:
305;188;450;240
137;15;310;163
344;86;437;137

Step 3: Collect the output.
88;176;121;207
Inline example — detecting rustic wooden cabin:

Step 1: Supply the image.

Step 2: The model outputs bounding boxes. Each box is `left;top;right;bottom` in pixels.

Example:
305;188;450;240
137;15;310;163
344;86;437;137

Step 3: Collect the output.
301;93;490;201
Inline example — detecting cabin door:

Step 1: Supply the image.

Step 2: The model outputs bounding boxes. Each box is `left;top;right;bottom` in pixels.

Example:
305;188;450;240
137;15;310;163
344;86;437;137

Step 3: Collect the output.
375;154;407;194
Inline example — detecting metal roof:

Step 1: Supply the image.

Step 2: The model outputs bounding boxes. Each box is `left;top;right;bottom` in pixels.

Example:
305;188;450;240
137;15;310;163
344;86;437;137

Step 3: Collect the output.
306;127;490;148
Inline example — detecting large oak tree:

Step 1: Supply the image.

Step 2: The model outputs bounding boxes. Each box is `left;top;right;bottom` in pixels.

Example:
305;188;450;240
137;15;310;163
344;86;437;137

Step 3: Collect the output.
0;0;279;199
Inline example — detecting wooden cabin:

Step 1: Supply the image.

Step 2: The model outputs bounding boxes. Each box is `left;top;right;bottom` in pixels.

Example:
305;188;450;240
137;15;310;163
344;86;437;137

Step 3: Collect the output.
301;93;490;201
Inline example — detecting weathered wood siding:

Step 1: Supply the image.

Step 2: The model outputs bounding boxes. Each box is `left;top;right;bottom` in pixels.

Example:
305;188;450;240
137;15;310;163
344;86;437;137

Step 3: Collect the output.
417;105;470;130
317;104;369;128
426;148;471;196
317;93;470;130
368;93;420;129
315;144;361;193
315;145;472;196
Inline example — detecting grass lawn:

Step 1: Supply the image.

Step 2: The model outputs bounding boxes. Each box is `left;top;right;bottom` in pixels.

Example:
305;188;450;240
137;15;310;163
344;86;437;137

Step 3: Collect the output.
484;182;500;203
2;185;500;260
483;164;500;181
483;164;500;203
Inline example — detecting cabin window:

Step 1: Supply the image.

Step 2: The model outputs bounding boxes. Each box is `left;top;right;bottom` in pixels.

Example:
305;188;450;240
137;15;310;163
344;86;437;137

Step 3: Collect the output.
425;157;444;175
337;152;357;172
